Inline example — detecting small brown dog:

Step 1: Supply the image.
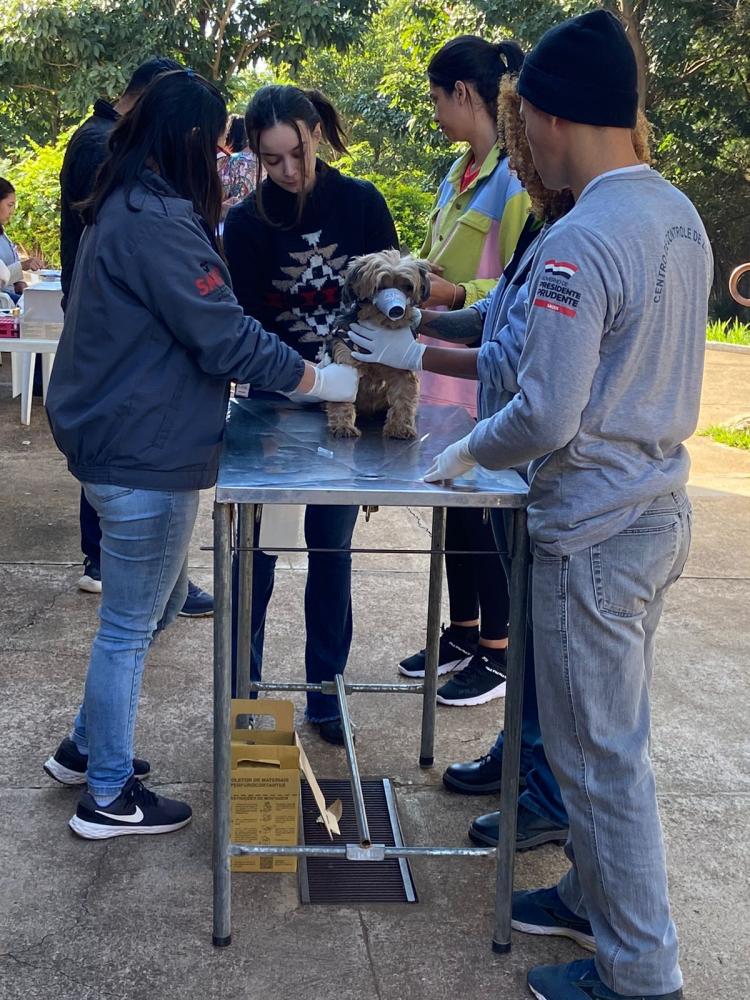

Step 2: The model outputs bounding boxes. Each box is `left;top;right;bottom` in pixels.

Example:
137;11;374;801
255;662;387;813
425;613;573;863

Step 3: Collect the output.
325;249;429;439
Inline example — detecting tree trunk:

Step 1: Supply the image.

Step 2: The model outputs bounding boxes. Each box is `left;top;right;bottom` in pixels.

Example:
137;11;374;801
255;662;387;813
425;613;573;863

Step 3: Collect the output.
616;0;649;110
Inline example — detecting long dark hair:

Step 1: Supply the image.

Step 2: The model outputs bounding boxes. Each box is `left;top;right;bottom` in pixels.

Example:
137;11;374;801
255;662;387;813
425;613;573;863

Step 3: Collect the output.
428;36;524;121
225;114;247;153
244;84;348;226
81;70;227;237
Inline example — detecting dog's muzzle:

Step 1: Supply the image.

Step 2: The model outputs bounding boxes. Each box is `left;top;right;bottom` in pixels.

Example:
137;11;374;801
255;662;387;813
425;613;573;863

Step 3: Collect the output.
373;287;408;321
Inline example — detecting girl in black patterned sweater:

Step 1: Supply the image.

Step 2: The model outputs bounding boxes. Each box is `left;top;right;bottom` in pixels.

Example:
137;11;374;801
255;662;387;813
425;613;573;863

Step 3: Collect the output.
224;85;397;743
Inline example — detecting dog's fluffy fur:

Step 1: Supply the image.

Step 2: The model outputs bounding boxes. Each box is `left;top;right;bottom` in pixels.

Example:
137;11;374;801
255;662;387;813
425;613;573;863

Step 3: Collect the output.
326;249;429;439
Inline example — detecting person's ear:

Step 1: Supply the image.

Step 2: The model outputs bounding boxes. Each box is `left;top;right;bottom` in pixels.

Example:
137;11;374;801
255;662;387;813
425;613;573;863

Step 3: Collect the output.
454;81;468;105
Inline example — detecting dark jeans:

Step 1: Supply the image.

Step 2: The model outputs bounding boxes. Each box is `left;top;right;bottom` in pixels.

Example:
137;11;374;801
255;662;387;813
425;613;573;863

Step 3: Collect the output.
488;509;567;828
232;503;359;722
80;488;102;565
445;506;509;640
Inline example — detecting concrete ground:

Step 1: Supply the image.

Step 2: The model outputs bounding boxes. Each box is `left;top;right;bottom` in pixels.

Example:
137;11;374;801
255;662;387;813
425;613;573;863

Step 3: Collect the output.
0;344;748;1000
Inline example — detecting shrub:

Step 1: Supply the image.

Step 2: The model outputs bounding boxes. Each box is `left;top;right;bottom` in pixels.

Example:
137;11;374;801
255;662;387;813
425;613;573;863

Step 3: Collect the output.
706;318;750;347
0;126;77;266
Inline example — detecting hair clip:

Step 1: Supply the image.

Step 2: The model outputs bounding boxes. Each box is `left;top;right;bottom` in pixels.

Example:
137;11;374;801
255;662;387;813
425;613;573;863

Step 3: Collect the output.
185;68;195;79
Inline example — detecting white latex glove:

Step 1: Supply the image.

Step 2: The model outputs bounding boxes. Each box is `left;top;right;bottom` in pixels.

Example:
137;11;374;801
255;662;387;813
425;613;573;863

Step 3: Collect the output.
307;362;360;402
423;434;477;483
349;320;426;371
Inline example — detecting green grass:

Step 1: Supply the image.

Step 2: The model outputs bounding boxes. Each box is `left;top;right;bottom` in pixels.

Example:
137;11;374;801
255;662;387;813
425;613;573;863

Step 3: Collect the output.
706;318;750;346
699;425;750;450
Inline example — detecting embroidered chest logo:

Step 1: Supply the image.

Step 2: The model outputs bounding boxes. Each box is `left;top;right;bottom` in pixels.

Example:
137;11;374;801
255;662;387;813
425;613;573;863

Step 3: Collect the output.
533;259;582;317
268;229;349;343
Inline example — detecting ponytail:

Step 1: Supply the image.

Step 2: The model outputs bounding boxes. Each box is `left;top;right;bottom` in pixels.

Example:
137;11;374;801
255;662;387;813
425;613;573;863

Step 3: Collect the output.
495;40;524;76
303;89;348;157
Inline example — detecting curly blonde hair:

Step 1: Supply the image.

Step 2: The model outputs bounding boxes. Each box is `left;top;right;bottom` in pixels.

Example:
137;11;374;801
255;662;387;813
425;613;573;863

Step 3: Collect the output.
497;76;652;223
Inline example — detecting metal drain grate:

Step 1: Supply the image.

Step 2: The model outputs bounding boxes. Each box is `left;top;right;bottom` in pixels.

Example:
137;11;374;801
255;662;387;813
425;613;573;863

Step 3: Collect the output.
299;778;418;904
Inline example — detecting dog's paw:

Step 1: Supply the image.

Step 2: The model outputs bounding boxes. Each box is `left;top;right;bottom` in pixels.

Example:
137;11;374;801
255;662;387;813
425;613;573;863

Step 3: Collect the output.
383;421;417;440
329;423;361;439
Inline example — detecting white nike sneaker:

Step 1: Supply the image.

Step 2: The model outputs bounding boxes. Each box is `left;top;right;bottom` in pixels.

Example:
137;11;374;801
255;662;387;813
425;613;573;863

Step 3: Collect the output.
69;776;191;839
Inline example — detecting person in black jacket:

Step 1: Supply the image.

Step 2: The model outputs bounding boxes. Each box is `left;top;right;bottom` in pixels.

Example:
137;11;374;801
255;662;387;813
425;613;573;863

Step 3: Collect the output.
58;56;211;616
43;70;358;839
224;85;398;745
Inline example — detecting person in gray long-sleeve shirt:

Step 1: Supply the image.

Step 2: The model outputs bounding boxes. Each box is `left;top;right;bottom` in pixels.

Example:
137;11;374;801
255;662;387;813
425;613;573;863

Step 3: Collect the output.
351;12;710;1000
472;14;709;1000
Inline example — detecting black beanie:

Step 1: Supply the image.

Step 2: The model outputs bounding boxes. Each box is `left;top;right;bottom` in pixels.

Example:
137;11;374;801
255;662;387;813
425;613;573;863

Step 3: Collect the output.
518;9;638;128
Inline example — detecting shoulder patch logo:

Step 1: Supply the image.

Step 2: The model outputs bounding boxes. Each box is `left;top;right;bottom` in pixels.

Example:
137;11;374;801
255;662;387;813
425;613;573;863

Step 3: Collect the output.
195;264;226;296
544;259;578;280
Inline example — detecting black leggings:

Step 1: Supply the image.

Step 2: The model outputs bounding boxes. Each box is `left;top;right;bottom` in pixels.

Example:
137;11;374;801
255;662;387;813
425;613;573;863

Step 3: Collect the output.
444;506;509;641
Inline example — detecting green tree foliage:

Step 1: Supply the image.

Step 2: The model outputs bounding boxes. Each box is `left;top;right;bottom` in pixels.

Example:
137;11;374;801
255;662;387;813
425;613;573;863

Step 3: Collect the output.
473;0;750;316
3;0;747;317
0;0;377;148
0;127;72;264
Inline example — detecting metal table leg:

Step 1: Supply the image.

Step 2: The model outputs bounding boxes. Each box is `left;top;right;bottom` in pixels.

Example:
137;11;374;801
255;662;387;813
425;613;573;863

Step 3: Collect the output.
419;506;446;768
334;673;371;846
212;502;233;947
235;504;255;704
492;507;530;953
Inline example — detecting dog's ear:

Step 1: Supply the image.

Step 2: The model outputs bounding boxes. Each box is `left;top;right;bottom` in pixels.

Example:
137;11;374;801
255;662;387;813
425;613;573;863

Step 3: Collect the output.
342;257;365;308
416;260;431;304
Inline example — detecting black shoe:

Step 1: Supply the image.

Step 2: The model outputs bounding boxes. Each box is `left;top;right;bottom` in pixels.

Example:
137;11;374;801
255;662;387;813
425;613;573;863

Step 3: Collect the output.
398;624;478;678
78;558;102;594
443;752;501;794
69;776;192;839
44;737;151;786
436;649;507;706
468;803;568;851
315;719;355;747
179;580;214;618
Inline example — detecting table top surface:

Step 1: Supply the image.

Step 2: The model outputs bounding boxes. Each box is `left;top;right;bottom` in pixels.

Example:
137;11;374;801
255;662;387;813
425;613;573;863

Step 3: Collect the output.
216;396;528;507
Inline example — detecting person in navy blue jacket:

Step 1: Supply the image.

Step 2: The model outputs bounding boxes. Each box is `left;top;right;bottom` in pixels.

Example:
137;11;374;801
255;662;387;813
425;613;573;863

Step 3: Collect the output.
43;70;358;840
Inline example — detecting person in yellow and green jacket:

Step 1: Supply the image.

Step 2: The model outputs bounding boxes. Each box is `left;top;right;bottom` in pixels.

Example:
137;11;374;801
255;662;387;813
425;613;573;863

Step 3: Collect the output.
399;36;533;710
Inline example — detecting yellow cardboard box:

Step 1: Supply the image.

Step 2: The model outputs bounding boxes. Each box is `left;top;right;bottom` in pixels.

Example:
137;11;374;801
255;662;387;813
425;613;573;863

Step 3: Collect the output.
230;699;300;873
230;699;342;873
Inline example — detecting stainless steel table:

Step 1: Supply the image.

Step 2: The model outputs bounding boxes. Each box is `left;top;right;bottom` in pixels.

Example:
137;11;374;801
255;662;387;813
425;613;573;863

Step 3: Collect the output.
212;396;530;952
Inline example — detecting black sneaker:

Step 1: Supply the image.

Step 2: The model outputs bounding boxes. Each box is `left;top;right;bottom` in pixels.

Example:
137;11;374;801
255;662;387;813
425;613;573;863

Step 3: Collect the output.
179;580;214;618
78;558;102;594
398;624;478;678
436;649;507;706
69;776;192;839
44;737;151;786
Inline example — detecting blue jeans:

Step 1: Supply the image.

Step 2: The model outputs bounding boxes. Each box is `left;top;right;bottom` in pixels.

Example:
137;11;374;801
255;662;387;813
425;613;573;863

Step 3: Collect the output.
488;510;567;828
532;491;691;996
72;484;199;800
232;504;359;722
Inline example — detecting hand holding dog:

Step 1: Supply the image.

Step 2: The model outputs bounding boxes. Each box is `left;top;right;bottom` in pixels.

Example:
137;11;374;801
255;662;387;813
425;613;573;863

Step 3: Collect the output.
349;320;426;371
296;362;360;402
423;266;466;310
423;434;477;483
